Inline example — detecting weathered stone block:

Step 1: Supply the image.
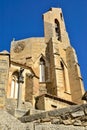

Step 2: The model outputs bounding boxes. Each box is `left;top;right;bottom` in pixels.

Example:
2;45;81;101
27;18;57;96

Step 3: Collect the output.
63;119;72;125
73;119;82;126
48;107;71;117
51;118;62;124
15;109;28;117
21;112;48;123
85;108;87;115
41;118;51;123
71;111;84;118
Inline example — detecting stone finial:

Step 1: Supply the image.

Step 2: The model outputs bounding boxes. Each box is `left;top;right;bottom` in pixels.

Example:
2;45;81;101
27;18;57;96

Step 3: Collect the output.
12;38;15;41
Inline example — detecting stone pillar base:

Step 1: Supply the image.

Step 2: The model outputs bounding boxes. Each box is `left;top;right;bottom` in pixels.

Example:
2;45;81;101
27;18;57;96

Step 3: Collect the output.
39;83;47;95
15;108;27;118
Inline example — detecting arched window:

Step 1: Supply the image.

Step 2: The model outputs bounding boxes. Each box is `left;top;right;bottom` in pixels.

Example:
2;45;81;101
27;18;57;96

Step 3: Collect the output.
61;61;64;70
10;72;18;99
55;19;61;41
60;61;66;89
39;57;45;82
60;13;63;20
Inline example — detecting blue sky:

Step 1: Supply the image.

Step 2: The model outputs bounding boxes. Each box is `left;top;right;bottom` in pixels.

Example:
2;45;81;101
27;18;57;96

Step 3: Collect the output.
0;0;87;90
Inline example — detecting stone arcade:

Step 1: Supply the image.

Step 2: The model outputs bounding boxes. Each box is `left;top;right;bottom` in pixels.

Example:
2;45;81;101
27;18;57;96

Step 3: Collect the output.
0;8;85;116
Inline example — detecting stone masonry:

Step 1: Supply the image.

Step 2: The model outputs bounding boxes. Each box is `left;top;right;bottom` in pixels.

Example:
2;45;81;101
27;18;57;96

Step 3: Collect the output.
0;7;86;130
0;104;87;130
0;51;9;108
3;7;85;112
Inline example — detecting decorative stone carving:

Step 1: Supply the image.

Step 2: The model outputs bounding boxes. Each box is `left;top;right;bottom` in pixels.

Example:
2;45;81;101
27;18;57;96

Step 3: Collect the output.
14;41;25;53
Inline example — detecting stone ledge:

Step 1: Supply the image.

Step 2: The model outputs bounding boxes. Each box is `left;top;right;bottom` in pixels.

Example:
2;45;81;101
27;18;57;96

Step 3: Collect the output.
20;112;48;122
20;104;87;127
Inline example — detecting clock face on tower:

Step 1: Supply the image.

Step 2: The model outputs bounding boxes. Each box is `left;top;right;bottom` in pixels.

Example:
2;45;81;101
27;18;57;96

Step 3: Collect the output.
13;41;25;53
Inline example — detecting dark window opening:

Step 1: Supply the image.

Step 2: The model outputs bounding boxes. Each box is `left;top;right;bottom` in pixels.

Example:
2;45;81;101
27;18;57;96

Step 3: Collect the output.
40;57;45;65
60;13;63;20
40;57;45;82
55;19;61;41
60;61;66;91
51;104;57;108
60;61;64;70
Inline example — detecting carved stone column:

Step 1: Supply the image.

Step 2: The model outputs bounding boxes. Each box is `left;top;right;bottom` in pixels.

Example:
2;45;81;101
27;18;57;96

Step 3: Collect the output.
17;68;24;109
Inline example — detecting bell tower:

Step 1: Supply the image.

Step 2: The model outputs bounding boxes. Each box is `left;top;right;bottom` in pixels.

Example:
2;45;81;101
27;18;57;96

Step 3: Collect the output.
43;8;85;104
43;8;70;48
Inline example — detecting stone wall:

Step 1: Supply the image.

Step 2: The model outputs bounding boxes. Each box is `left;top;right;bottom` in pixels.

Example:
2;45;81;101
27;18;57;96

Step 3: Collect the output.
20;104;87;130
6;98;33;116
35;94;76;110
0;51;9;108
1;104;87;129
0;110;34;130
11;38;46;64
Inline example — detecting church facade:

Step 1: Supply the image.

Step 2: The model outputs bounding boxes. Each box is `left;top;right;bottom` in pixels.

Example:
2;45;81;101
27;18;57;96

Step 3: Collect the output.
0;8;85;112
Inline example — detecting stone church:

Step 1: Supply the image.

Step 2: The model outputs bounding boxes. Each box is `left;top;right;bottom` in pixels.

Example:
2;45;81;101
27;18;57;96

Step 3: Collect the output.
0;8;85;114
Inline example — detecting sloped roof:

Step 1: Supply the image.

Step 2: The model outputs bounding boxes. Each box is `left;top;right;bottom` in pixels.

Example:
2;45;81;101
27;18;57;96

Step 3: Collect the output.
36;93;77;105
0;50;10;55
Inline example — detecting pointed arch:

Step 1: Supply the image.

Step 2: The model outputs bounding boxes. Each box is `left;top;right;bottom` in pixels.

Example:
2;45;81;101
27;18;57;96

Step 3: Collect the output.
54;19;61;41
10;71;19;99
60;61;66;90
60;59;71;93
39;56;45;82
